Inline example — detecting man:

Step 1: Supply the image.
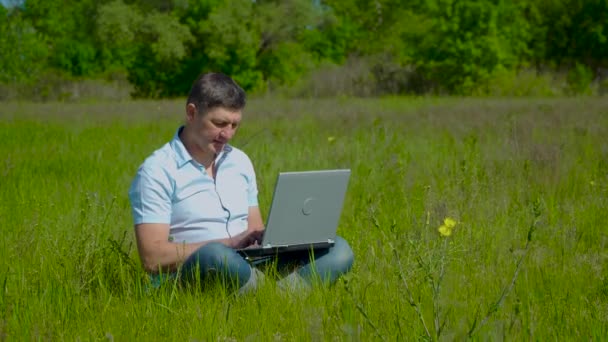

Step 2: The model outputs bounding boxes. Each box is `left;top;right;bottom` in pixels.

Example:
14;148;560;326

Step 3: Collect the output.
128;72;353;293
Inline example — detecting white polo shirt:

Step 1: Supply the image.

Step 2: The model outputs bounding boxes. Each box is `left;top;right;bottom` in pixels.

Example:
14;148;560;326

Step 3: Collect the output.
128;126;258;244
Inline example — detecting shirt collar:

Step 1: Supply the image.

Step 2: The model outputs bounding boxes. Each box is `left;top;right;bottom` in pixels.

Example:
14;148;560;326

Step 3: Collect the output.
170;126;233;168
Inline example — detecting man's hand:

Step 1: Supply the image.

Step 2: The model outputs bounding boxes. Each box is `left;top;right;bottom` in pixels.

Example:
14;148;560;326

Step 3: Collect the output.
227;229;264;249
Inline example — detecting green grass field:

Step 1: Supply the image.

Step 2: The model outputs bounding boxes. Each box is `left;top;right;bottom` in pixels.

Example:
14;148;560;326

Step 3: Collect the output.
1;97;607;340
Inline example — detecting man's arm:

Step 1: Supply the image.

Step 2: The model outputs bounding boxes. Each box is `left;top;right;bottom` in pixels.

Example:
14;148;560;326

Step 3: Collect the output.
135;223;262;273
247;206;265;232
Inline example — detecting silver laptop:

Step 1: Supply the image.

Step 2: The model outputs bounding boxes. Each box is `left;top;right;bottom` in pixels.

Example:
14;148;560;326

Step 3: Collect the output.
238;169;351;258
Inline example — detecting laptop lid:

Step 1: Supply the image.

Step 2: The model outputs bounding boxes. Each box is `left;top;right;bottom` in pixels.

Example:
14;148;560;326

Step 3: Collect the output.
260;169;351;248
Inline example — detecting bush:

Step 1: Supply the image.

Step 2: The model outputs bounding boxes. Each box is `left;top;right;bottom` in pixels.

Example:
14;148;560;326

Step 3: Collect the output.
567;63;594;95
278;58;375;98
0;71;132;102
278;55;434;98
476;68;566;97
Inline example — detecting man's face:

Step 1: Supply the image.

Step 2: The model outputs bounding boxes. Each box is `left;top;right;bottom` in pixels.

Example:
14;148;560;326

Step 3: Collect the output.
187;104;242;157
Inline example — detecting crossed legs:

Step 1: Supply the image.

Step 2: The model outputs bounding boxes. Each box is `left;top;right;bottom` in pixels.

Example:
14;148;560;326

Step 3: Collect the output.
180;236;354;292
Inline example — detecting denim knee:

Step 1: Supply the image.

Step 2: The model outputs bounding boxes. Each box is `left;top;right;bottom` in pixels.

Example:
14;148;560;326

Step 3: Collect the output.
327;236;355;274
182;242;251;288
298;235;354;284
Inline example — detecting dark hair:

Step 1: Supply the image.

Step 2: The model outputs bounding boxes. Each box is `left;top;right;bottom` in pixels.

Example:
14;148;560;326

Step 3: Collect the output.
186;73;246;115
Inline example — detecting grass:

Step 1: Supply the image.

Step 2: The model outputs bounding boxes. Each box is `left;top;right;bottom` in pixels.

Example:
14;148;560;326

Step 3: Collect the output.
1;97;607;340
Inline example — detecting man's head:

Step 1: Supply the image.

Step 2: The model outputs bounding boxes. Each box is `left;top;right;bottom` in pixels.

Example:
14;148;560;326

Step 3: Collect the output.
183;73;246;164
186;72;246;115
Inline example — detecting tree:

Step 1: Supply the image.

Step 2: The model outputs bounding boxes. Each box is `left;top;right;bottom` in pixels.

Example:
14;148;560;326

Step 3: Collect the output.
415;0;534;93
23;0;101;76
178;0;333;92
96;0;194;97
0;6;48;83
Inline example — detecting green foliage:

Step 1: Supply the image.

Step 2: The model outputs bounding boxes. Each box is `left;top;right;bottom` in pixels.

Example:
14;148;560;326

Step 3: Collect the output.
141;12;193;62
259;42;315;87
191;0;331;91
413;0;534;94
533;0;608;67
476;68;564;97
323;0;417;59
95;0;142;70
197;0;263;91
95;0;194;98
0;7;48;84
128;11;194;97
1;0;607;98
23;0;101;76
322;0;537;94
567;62;594;95
254;0;324;86
299;12;358;64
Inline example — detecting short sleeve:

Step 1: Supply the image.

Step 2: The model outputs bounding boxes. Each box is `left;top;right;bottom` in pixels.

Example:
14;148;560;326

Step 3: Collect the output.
128;165;173;224
242;156;259;207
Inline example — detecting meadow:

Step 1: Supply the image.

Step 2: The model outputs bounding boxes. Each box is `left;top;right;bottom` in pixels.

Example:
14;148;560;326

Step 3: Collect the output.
0;97;607;340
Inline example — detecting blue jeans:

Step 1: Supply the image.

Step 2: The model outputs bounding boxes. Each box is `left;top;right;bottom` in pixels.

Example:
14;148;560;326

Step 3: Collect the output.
179;236;354;290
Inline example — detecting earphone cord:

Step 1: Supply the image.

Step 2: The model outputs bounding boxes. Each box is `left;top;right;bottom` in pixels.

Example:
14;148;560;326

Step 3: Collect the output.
213;156;232;241
215;182;232;240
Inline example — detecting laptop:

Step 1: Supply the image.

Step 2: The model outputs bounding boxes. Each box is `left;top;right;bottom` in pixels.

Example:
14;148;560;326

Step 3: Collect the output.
237;169;351;258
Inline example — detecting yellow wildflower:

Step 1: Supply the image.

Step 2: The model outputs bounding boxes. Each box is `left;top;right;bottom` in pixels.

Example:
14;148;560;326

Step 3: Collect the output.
444;217;456;228
438;217;457;237
438;225;452;237
327;136;336;143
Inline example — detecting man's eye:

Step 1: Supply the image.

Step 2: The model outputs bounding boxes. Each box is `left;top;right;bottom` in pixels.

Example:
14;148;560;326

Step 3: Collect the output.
213;121;228;128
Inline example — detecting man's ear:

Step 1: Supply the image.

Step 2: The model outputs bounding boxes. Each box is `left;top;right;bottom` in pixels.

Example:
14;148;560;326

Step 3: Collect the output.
186;103;197;122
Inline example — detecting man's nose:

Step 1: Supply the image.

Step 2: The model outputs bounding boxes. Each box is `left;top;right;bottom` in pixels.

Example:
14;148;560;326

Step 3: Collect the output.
220;128;235;140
